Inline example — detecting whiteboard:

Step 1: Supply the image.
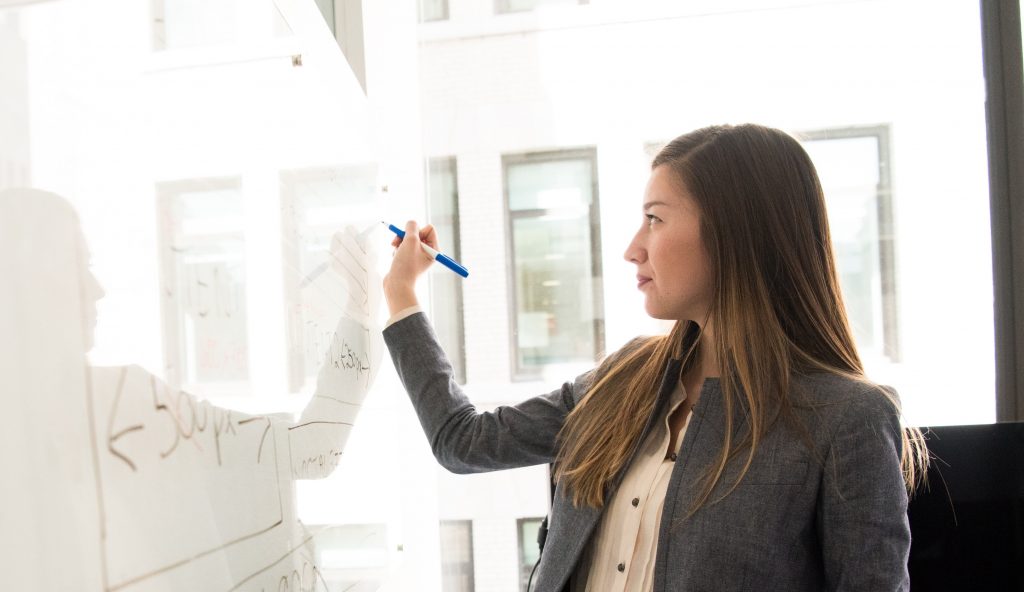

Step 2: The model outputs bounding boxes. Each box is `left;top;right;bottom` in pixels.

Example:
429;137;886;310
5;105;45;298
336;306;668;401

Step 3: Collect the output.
0;188;384;591
0;0;399;589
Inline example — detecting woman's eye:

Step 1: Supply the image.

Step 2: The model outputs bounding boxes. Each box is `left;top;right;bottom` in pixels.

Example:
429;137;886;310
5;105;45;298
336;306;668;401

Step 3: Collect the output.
645;213;660;225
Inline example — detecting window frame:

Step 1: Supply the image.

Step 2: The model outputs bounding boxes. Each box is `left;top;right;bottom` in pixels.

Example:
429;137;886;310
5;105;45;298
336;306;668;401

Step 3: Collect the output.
151;0;238;51
278;164;378;393
155;176;248;392
418;0;450;23
502;147;605;381
515;516;545;592
438;519;475;591
494;0;586;15
426;156;467;384
799;124;900;363
981;0;1024;422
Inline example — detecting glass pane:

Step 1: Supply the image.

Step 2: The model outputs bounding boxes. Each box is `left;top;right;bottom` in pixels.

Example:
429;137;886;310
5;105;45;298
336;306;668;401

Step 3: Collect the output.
0;1;999;591
507;158;594;211
511;210;597;370
496;0;577;15
419;2;992;427
417;2;993;586
1;0;410;589
427;157;466;383
420;0;449;23
314;0;336;36
159;183;249;387
156;0;236;50
803;134;886;359
281;166;378;393
312;524;388;591
517;518;543;592
439;520;474;591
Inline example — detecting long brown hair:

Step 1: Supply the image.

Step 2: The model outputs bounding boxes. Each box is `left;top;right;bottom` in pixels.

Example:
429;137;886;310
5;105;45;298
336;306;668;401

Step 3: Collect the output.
554;124;927;510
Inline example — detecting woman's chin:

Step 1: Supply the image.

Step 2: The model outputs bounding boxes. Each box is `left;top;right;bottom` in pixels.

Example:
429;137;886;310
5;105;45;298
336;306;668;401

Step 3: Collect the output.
644;304;671;320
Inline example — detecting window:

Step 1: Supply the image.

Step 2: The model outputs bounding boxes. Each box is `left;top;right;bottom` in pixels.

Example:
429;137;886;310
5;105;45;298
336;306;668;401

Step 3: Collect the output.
517;517;544;592
427;157;467;383
280;165;379;393
495;0;583;15
8;0;1016;590
800;126;898;362
314;0;336;35
504;150;604;379
439;520;474;591
157;178;248;391
151;0;236;50
312;523;389;592
419;0;449;23
151;0;288;51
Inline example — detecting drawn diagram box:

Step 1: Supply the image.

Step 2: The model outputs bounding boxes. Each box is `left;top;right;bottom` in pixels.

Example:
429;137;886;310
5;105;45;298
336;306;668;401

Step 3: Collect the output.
90;366;284;591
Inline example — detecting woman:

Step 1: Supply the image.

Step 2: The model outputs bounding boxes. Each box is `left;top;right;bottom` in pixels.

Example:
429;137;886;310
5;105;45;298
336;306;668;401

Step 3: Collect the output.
382;124;926;591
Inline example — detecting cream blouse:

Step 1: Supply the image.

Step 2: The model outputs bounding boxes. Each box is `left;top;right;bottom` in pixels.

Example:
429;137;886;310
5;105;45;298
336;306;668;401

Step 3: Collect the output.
572;382;690;592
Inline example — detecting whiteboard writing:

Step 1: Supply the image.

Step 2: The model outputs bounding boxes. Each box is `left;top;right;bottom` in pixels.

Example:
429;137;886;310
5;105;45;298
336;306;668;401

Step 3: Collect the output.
91;365;286;591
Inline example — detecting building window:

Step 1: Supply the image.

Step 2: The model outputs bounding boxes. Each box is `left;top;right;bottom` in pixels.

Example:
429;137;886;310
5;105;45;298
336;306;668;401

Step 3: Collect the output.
800;126;899;363
426;157;467;384
157;178;248;390
495;0;584;15
151;0;288;51
504;149;604;379
439;520;474;591
312;523;389;591
517;517;544;592
419;0;449;22
280;165;379;393
313;0;336;35
151;0;236;50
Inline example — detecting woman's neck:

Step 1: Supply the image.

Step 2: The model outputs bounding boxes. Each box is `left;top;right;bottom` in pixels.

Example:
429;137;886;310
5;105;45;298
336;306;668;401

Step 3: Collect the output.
692;320;720;379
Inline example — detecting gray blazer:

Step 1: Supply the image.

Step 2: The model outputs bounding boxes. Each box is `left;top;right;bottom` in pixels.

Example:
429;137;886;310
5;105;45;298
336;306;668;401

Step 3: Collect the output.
383;313;910;591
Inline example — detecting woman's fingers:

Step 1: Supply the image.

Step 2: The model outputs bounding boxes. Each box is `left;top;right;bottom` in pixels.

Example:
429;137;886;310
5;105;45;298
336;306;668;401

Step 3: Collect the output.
389;222;441;252
420;224;438;250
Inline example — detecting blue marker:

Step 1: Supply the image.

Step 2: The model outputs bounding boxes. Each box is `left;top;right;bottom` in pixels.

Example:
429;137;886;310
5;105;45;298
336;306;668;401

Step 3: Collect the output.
384;221;469;278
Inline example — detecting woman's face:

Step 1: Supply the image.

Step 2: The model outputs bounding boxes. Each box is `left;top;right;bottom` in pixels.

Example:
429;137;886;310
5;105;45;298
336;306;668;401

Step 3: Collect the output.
624;165;713;323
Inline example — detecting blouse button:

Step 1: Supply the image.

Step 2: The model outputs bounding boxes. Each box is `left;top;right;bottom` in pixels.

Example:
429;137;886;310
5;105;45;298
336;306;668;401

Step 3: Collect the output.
669;452;678;461
631;497;639;507
617;562;625;572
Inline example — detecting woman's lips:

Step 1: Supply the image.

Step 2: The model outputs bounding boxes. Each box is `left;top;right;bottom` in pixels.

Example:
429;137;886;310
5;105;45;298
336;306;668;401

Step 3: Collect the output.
637;275;652;289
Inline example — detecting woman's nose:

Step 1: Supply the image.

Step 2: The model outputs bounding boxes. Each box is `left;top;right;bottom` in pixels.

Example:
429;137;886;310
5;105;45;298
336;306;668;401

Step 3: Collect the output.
624;232;645;264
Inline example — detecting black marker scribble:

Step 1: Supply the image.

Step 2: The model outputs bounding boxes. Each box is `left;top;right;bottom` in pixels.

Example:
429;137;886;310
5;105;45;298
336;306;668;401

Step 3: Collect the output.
294;449;343;478
232;533;317;592
240;416;273;464
212;408;237;466
152;377;181;459
329;338;371;381
107;367;144;471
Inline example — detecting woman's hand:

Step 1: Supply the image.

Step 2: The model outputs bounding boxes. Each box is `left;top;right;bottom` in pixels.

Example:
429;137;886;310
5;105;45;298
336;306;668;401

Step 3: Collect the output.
382;220;438;316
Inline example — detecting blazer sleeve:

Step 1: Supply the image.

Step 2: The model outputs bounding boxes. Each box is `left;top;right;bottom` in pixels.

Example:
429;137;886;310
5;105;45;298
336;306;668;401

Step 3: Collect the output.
817;385;911;591
383;312;593;474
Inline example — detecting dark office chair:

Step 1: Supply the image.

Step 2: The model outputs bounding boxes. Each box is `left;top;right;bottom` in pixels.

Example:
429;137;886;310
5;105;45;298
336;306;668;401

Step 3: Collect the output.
907;422;1024;591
